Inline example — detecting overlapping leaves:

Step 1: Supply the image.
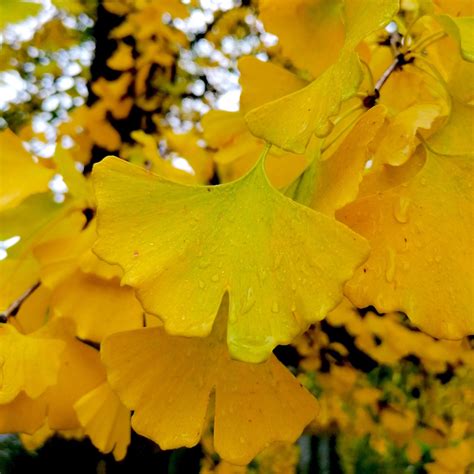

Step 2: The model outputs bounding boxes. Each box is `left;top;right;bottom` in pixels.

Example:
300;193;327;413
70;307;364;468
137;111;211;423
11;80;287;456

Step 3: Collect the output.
92;154;368;362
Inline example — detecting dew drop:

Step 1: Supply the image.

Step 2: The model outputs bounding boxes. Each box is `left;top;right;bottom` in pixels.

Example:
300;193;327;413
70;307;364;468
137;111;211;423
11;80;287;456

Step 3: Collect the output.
272;302;279;313
198;280;205;289
242;287;256;314
393;196;410;223
314;119;334;138
211;274;219;282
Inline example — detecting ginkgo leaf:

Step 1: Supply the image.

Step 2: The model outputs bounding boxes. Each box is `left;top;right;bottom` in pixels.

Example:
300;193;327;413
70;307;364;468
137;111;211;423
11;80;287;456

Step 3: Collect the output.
245;52;363;154
311;105;387;215
202;110;310;187
40;318;106;431
101;299;318;465
34;221;122;287
93;155;369;363
436;15;474;62
238;56;307;114
338;149;474;339
0;129;54;212
1;319;107;434
0;392;47;435
258;0;344;77
14;285;51;335
0;323;65;404
427;99;474;157
74;382;131;461
433;0;473;16
130;130;196;184
356;312;466;371
327;300;469;372
162;129;214;184
246;0;399;153
51;270;144;342
0;194;84;311
34;223;144;342
420;51;474;157
375;104;441;166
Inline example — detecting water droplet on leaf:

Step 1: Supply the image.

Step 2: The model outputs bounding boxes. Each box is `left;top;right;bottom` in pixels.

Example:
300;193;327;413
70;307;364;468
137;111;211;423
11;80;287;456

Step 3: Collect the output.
393;196;410;223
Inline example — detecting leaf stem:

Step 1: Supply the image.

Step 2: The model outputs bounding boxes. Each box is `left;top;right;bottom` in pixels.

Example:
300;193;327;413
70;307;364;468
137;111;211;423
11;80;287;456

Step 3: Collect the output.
321;109;364;155
0;282;40;323
410;30;447;53
374;57;400;94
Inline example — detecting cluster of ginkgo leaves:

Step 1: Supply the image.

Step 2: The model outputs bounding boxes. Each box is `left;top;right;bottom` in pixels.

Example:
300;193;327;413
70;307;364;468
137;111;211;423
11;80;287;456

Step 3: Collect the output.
0;0;473;472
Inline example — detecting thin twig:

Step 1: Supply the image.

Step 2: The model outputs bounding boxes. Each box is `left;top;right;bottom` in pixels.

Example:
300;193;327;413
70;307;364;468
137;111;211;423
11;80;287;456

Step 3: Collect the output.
374;57;400;94
0;282;40;322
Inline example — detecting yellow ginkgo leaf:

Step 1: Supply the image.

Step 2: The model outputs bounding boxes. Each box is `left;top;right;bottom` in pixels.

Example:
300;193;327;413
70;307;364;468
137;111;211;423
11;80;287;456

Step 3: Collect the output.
74;382;131;461
51;270;144;343
0;323;65;404
41;318;106;431
311;105;387;215
0;193;84;311
93;155;369;362
258;0;345;78
202;110;248;149
428;99;474;156
238;57;307;114
19;424;55;452
375;103;442;166
0;129;54;212
246;0;399;153
433;0;473;16
338;149;474;339
34;221;122;286
0;392;47;435
162;129;214;184
446;57;474;104
13;285;51;335
101;300;318;465
130;130;196;184
245;52;363;153
34;222;144;342
202;110;310;187
1;319;107;434
436;15;474;62
354;311;466;371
